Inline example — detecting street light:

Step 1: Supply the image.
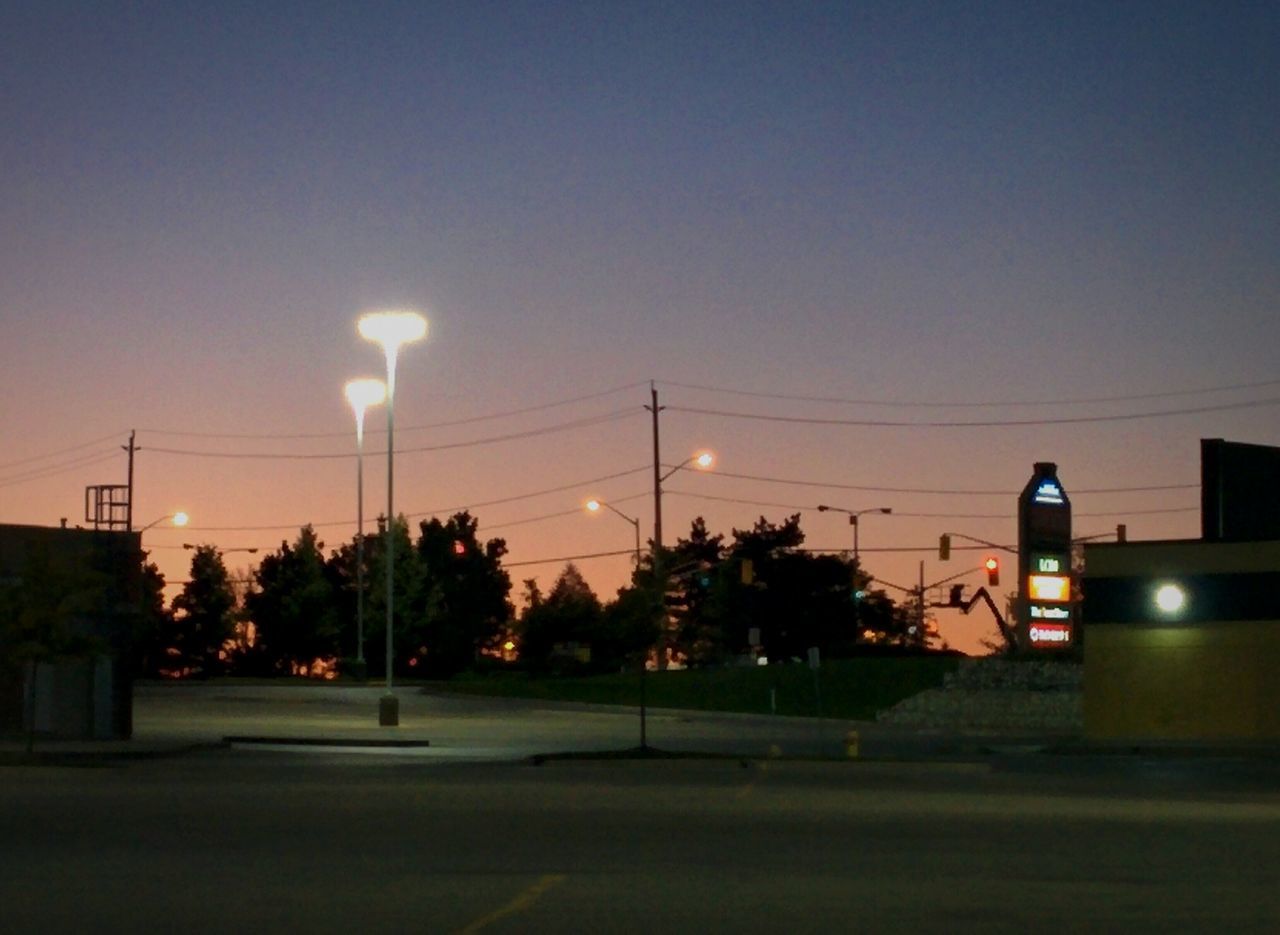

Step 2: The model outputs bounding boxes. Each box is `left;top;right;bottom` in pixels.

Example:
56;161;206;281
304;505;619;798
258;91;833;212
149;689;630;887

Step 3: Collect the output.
651;449;715;669
138;512;189;533
183;543;258;554
358;309;428;727
345;377;387;674
585;498;641;566
815;504;891;564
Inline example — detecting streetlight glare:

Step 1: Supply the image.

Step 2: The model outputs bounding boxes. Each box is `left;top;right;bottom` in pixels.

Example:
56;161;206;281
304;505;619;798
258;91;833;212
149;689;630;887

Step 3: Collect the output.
694;451;715;469
344;377;387;412
357;310;428;351
585;499;602;513
1154;583;1186;615
172;511;190;527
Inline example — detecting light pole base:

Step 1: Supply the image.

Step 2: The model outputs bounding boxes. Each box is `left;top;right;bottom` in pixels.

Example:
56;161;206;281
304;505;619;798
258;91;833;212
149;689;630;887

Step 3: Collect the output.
379;694;399;726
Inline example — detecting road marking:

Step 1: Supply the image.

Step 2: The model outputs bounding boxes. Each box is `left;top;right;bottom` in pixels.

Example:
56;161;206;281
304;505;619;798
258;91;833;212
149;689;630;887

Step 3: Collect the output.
455;874;567;934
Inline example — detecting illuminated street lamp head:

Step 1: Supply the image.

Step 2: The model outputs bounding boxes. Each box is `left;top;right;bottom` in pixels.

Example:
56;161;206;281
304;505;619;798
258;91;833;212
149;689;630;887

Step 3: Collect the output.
357;309;428;349
138;510;190;532
585;499;602;513
693;451;715;470
357;310;428;393
344;377;387;413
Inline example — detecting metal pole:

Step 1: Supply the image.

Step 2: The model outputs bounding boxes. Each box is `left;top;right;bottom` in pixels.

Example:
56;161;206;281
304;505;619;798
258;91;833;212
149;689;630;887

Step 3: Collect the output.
124;430;136;531
382;351;398;725
852;514;860;564
355;413;366;666
650;382;662;552
647;381;666;670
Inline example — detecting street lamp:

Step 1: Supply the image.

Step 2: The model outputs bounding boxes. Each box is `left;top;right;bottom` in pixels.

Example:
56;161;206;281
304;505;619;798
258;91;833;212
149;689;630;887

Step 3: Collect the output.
138;512;189;533
585;498;642;566
815;504;891;564
652;449;715;669
345;377;387;674
358;309;428;727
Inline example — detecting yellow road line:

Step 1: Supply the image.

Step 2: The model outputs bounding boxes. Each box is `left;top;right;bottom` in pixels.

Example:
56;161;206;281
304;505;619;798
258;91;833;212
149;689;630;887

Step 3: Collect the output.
454;873;568;934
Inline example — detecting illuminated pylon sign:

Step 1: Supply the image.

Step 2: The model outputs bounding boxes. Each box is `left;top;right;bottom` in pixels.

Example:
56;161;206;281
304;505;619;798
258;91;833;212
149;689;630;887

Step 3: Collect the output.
1017;463;1073;650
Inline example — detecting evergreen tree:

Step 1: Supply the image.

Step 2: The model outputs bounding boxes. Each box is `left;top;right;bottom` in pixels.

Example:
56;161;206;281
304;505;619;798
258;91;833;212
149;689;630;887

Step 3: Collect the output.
170;545;237;678
413;511;514;677
244;526;339;674
518;563;604;671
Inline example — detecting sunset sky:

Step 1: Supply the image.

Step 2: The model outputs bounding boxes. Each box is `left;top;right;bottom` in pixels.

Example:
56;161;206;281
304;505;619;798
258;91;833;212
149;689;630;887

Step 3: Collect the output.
4;1;1278;653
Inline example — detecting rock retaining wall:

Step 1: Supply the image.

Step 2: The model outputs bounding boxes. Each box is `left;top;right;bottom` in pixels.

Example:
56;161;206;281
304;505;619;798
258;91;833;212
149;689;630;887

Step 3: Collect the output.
877;658;1083;734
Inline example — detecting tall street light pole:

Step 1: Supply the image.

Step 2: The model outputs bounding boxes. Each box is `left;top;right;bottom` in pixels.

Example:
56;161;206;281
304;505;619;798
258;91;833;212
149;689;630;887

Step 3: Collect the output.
816;504;892;565
358;310;427;727
584;496;648;748
651;449;715;669
345;377;387;677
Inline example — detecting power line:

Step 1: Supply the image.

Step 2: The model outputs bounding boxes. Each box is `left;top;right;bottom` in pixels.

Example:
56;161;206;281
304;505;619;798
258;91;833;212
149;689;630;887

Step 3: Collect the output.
702;468;1196;496
0;449;121;489
662;489;1198;518
182;465;652;532
659;376;1280;409
668;396;1280;428
144;408;642;461
137;381;649;440
0;431;127;471
505;548;637;569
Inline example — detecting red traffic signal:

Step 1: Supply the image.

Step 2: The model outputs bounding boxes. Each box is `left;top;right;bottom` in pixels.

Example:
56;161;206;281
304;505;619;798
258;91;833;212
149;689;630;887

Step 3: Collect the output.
984;556;1000;586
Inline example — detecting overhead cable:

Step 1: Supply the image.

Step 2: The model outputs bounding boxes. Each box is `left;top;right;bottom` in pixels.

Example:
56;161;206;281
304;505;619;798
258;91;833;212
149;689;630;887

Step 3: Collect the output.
0;431;128;471
145;408;641;460
668;396;1280;428
659;376;1280;409
138;381;649;440
701;468;1196;496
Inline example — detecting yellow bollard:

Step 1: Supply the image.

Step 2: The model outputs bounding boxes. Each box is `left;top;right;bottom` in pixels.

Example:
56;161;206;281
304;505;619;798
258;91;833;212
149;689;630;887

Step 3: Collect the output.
844;730;859;759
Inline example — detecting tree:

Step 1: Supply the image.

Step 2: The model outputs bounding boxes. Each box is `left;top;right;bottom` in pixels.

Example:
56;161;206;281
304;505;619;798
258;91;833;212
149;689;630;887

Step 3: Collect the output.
243;526;339;675
363;514;425;679
133;558;174;679
665;517;727;665
518;564;604;672
408;512;514;677
170;545;237;678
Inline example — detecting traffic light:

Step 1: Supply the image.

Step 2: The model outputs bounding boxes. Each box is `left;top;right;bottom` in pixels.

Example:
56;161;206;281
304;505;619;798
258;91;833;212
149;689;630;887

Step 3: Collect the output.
939;534;951;561
453;539;466;556
984;556;1000;586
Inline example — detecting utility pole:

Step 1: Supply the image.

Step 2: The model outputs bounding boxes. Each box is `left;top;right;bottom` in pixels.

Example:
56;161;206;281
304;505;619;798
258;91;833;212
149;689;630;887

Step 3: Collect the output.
645;381;667;670
647;381;663;552
918;560;926;638
123;430;137;531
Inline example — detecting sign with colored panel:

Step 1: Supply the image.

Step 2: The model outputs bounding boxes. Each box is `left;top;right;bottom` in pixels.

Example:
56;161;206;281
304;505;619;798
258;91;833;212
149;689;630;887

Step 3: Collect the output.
1018;463;1074;651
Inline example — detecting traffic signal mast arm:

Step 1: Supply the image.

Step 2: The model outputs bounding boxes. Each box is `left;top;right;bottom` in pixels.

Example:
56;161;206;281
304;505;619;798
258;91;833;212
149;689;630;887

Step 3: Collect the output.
939;532;1018;556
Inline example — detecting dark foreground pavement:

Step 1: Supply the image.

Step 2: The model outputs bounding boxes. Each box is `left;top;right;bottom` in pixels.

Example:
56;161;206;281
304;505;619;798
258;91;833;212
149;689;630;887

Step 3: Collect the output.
2;749;1279;934
3;684;1279;932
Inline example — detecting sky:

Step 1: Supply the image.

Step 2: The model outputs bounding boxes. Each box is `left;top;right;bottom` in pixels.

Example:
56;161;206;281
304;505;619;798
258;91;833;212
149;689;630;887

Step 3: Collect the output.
3;0;1278;654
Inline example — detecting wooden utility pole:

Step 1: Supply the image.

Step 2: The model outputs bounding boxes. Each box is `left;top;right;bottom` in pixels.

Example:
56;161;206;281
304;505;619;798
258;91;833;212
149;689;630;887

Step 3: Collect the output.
124;430;136;531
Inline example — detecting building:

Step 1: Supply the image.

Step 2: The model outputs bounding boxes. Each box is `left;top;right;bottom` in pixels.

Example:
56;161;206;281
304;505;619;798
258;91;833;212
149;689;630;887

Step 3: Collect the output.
1082;440;1280;742
0;523;142;740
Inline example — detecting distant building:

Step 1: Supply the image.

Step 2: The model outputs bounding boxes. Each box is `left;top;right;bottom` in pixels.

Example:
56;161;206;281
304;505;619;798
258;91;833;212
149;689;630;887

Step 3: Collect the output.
0;523;142;740
1082;439;1280;742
